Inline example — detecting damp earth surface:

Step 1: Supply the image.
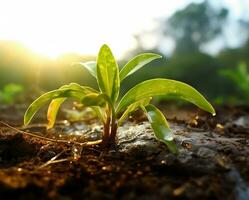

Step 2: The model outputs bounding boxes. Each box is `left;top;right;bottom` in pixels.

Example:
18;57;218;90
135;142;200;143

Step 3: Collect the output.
0;104;248;200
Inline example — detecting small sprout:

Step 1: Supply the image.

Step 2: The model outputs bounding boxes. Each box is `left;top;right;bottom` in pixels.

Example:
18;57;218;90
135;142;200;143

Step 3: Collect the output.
24;44;215;154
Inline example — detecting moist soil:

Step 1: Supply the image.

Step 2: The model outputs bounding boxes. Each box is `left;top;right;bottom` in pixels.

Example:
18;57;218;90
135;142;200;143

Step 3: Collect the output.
0;104;248;200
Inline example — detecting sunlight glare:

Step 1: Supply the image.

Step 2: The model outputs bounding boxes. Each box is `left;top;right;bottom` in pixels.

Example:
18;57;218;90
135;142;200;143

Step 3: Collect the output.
0;0;195;58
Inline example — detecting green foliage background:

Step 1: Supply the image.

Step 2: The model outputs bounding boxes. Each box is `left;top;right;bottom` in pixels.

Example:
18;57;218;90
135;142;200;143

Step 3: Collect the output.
0;1;248;104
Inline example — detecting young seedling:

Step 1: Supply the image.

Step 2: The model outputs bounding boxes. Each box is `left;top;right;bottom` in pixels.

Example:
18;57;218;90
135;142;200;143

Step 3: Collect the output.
24;44;215;154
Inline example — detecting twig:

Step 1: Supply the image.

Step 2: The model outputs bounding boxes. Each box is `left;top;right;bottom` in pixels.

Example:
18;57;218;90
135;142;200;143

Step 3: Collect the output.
0;121;102;146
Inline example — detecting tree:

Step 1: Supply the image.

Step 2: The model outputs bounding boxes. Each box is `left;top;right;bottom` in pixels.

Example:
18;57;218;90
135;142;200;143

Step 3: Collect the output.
165;1;228;54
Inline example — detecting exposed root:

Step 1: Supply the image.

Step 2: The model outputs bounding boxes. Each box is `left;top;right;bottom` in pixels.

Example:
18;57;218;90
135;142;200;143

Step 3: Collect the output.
37;150;68;169
0;121;102;147
20;123;48;129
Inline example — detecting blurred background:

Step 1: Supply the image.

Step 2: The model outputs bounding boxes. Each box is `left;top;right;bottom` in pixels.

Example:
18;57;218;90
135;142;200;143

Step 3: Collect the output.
0;0;248;105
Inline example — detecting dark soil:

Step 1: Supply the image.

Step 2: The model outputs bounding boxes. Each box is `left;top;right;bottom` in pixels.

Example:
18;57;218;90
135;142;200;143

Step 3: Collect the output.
0;104;248;200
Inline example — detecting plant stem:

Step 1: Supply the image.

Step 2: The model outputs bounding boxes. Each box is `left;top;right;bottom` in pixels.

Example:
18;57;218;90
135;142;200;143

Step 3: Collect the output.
101;99;117;148
102;116;110;146
110;119;117;145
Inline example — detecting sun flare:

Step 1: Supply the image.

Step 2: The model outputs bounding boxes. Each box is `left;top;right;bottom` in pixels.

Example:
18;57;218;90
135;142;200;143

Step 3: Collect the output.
0;0;146;59
0;0;200;59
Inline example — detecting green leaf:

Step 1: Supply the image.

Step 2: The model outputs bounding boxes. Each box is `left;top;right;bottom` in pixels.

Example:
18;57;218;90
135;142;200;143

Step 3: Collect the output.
46;83;98;129
47;96;107;129
81;93;115;124
96;44;120;102
117;78;216;115
47;98;66;129
142;104;178;154
80;94;113;124
65;83;99;94
81;93;107;107
24;90;80;126
72;61;97;78
118;97;151;126
120;53;162;81
24;85;98;126
91;106;106;123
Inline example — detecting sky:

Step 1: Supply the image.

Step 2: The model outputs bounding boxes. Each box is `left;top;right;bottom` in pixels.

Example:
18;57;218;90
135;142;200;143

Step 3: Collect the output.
0;0;248;58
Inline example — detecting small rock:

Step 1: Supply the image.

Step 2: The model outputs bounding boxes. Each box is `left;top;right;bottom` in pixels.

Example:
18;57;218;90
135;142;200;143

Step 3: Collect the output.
197;147;217;158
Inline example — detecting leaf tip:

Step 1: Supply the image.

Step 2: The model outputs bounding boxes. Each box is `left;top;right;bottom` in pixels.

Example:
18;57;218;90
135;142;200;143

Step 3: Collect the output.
100;44;110;50
208;104;216;116
204;105;216;117
148;53;162;59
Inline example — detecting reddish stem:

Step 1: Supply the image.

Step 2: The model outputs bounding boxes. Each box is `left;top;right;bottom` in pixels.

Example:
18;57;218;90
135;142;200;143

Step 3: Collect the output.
101;116;110;147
